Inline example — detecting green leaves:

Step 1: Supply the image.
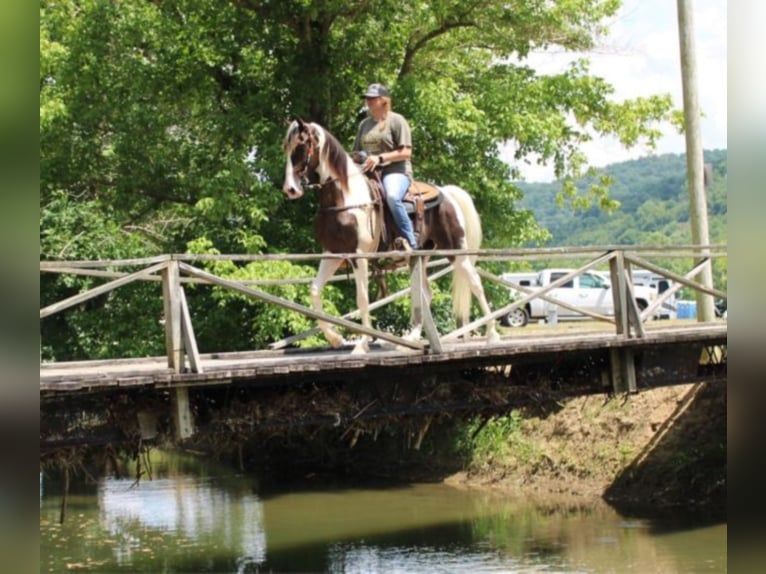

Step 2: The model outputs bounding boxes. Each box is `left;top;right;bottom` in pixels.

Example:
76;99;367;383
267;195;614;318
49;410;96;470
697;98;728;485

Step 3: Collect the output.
40;0;685;358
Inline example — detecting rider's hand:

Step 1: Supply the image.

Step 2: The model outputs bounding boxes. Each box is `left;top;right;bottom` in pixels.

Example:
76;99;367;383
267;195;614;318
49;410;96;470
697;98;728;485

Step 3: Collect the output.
362;154;381;172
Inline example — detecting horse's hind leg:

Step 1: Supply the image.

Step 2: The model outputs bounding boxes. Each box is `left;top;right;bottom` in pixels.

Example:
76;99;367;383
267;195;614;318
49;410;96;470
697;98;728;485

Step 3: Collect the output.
311;257;345;348
454;255;500;343
405;257;431;343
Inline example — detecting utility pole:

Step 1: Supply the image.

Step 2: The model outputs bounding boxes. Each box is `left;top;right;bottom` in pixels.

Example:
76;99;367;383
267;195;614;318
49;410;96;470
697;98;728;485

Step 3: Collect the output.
676;0;715;322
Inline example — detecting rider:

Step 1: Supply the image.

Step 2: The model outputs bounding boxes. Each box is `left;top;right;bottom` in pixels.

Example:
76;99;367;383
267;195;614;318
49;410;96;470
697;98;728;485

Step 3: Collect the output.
352;83;418;251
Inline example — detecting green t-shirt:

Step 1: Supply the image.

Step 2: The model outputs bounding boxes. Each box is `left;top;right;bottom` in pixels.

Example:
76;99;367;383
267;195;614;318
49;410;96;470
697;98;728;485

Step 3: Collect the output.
353;111;413;178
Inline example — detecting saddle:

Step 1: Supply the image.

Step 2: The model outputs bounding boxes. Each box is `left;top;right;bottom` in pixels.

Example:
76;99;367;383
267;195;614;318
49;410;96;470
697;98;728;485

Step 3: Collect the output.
403;181;443;214
365;175;444;250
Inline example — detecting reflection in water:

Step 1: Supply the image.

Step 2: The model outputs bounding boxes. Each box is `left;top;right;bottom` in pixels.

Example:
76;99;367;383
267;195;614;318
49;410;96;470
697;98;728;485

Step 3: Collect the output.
98;476;266;568
39;451;726;573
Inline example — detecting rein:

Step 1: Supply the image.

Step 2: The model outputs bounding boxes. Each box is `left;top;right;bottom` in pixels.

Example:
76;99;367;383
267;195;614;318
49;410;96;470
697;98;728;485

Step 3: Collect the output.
303;170;365;191
312;176;380;213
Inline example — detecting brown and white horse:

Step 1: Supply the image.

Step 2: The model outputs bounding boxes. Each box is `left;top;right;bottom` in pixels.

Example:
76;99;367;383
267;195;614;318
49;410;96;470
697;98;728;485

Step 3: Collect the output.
281;118;498;353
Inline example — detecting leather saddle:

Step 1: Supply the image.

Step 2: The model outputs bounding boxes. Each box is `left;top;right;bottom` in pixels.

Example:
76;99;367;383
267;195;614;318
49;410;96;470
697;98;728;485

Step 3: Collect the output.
364;176;444;250
402;181;444;214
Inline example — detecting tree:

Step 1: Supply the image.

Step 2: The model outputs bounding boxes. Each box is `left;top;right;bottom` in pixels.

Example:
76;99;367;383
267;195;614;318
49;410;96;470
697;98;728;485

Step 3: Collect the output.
40;0;677;358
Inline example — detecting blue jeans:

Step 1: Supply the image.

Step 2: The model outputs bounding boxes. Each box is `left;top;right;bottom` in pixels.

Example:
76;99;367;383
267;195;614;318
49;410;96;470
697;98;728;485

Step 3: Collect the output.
382;172;417;249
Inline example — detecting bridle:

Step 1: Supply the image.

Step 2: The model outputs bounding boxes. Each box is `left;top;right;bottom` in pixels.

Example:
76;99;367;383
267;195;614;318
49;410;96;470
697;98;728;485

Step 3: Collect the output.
288;128;320;188
288;125;368;195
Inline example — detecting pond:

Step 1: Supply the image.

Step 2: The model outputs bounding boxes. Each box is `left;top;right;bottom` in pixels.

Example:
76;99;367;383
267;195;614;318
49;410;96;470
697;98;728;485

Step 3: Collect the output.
40;451;726;573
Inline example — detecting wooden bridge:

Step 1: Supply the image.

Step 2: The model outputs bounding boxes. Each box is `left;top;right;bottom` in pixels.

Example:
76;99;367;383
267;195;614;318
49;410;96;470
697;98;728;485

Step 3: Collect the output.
40;245;727;452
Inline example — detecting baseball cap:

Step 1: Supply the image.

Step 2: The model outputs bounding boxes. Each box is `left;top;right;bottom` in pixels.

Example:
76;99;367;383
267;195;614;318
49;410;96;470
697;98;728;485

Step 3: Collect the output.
363;83;390;98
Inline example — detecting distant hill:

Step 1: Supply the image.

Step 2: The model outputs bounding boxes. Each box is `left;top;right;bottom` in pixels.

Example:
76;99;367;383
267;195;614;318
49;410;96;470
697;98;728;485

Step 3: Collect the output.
515;150;727;247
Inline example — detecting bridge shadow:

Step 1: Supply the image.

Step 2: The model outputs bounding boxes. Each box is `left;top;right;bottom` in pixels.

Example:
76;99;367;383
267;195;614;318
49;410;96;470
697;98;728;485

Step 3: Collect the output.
603;380;726;526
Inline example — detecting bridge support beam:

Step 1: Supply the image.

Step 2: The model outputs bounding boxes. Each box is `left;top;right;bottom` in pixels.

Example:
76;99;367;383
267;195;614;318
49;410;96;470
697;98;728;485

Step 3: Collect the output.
162;260;184;372
171;386;194;440
162;259;197;440
610;348;637;394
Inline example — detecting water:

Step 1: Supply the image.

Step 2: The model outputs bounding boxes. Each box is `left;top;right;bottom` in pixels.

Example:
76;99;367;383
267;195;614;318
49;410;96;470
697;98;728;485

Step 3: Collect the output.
40;451;726;573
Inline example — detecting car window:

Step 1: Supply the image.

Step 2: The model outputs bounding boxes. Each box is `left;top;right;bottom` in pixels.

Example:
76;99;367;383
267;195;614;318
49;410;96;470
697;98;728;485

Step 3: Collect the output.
550;272;573;288
580;273;606;289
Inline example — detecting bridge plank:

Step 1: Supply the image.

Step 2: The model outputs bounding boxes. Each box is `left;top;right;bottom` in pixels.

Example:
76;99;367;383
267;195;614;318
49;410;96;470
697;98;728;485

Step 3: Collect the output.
40;323;726;394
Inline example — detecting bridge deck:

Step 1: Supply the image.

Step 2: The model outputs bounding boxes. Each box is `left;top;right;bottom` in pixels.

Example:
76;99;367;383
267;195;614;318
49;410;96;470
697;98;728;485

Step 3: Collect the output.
40;321;727;394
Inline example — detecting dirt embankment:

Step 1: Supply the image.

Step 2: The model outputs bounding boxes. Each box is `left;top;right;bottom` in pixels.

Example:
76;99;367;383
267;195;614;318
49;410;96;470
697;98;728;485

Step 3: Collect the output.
446;381;726;512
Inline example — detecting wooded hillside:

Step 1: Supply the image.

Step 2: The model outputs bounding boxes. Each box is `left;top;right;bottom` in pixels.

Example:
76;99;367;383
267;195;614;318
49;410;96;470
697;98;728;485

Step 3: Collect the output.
515;149;727;248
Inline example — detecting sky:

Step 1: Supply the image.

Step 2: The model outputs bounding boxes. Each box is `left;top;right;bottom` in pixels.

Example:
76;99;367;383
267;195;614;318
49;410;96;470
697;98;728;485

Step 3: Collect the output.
504;0;727;182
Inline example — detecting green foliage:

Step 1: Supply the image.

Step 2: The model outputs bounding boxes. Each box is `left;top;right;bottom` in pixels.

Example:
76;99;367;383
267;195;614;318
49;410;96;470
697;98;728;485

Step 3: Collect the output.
456;411;541;471
515;150;728;292
184;238;338;350
41;0;684;358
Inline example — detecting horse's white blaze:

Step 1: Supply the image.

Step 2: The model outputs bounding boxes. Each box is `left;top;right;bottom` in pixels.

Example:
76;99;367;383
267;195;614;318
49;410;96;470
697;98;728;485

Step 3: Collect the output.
282;156;303;197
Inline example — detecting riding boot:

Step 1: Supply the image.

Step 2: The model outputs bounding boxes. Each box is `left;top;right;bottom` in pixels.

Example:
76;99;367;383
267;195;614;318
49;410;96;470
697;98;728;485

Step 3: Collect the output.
389;237;412;266
394;237;413;252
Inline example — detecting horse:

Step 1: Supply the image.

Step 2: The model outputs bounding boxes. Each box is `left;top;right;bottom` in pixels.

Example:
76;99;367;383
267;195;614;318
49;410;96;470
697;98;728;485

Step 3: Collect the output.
281;118;499;354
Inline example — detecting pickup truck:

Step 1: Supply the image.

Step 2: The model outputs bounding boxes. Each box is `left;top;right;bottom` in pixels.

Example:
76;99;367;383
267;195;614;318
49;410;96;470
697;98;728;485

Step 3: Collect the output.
499;268;657;327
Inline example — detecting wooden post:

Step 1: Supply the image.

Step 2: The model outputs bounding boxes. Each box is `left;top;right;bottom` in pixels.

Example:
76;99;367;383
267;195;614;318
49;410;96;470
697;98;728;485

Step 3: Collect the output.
171;387;194;440
161;259;195;440
609;254;628;336
161;260;184;372
410;255;423;338
179;288;203;373
610;348;637;394
621;259;646;339
677;0;716;322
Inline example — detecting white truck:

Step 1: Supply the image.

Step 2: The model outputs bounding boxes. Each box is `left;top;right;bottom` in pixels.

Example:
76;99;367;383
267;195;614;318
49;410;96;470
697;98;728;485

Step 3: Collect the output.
500;268;658;327
631;270;677;319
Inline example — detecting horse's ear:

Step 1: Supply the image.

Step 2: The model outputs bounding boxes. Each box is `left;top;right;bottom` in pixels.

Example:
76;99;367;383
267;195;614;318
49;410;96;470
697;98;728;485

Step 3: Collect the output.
284;117;305;128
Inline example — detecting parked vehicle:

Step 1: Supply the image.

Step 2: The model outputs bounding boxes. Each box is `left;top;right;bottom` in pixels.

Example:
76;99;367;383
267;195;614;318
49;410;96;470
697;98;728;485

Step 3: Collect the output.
498;272;537;327
714;298;727;318
631;270;677;319
500;268;657;327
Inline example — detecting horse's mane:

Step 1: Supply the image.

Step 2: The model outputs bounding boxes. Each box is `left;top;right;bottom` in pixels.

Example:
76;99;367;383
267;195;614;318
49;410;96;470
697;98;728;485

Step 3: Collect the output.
316;125;350;192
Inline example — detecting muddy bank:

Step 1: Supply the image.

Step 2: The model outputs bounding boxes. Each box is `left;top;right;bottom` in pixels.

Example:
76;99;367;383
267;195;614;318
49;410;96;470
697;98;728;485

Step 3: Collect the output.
243;380;725;515
444;381;726;513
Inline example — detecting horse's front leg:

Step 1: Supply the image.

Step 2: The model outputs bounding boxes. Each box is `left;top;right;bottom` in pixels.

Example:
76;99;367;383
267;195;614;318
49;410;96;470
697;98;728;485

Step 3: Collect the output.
311;256;345;348
349;256;371;355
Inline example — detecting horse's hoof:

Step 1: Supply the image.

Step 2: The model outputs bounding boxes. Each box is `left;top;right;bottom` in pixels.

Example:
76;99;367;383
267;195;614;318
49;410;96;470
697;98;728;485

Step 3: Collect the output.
351;340;369;355
326;334;345;348
403;329;422;343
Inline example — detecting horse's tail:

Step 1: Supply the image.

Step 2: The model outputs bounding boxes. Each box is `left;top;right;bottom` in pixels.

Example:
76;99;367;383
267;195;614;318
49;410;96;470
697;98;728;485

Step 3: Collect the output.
439;185;482;325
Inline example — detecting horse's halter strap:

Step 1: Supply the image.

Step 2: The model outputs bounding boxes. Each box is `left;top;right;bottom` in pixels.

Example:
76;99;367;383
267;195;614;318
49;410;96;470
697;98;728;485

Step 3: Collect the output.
291;125;378;213
295;130;319;184
295;131;364;191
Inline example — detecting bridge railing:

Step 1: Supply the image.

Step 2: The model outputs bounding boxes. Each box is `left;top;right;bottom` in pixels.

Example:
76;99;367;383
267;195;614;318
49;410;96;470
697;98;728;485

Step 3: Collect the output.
40;245;727;373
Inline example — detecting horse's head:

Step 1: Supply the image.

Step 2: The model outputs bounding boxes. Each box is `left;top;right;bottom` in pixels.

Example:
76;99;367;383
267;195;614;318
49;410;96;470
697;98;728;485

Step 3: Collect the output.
281;118;319;200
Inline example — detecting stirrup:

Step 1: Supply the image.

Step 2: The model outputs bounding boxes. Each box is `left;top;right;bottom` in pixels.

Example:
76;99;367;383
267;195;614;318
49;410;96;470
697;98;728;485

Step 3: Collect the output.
394;237;413;252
